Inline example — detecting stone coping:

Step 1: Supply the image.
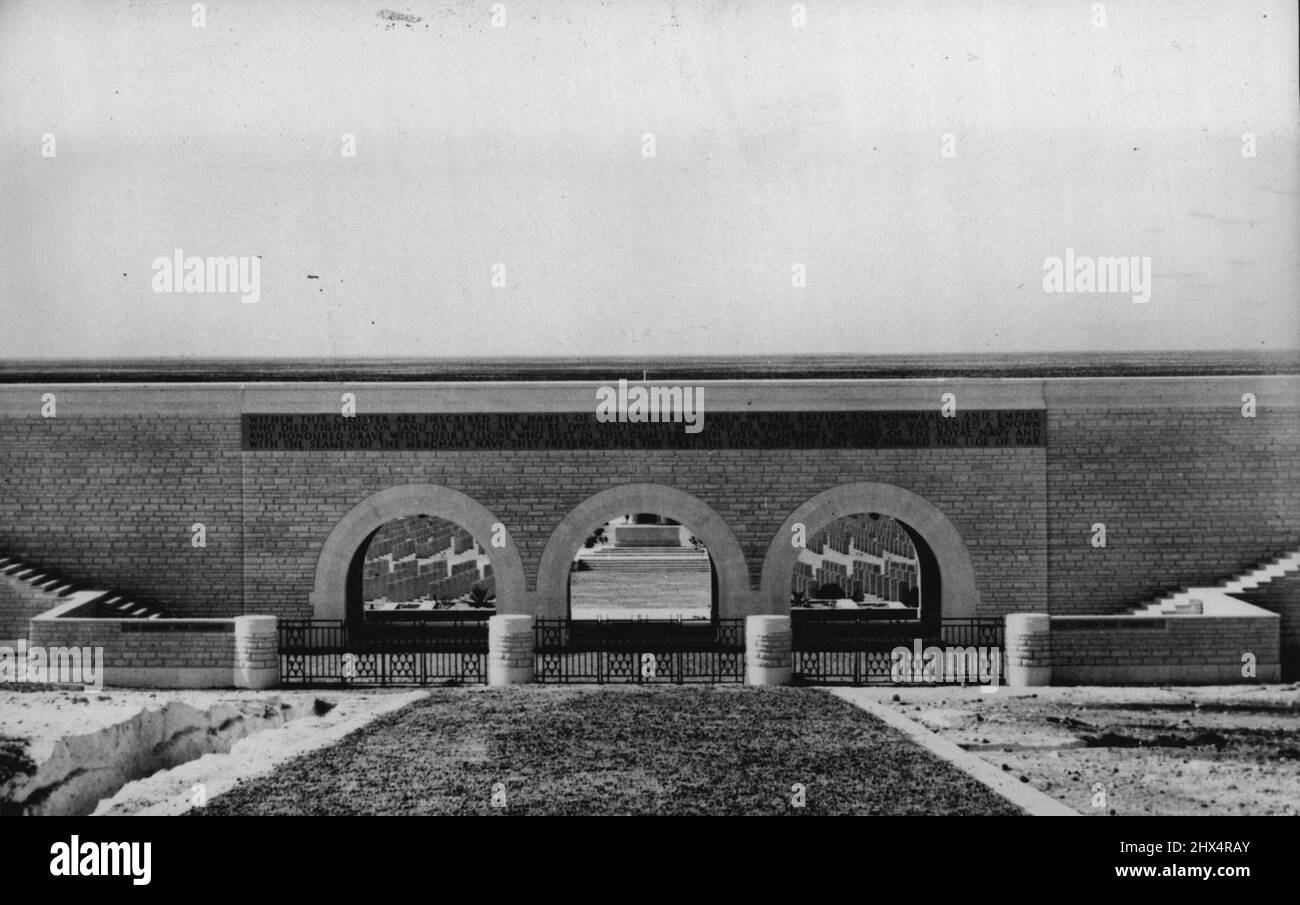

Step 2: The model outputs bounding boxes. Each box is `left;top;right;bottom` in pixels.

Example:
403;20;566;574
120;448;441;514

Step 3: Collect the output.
1;374;1297;415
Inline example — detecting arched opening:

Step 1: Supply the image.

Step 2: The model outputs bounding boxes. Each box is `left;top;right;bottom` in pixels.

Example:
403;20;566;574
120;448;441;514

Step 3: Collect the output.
761;483;988;685
534;483;750;621
309;484;525;622
568;512;715;622
790;513;936;620
759;482;977;620
347;514;497;625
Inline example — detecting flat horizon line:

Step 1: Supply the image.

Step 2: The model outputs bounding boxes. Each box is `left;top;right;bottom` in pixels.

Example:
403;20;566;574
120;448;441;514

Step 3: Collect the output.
1;349;1297;382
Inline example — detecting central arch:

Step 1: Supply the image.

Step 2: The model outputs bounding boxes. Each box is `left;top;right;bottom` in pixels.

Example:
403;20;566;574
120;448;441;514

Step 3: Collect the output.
759;482;979;619
309;484;526;621
534;483;751;620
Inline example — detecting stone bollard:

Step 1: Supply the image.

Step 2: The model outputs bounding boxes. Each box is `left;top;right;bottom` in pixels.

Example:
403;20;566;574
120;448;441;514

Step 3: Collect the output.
1004;613;1051;687
488;614;535;686
233;615;279;690
746;615;792;686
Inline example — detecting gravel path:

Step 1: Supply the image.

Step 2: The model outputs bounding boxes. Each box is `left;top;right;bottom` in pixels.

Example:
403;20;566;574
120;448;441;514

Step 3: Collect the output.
847;683;1300;815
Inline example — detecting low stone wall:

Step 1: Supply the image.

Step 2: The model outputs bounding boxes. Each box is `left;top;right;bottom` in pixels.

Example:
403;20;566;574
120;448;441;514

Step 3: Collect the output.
29;605;278;689
19;596;1285;690
1236;573;1300;681
1006;599;1280;686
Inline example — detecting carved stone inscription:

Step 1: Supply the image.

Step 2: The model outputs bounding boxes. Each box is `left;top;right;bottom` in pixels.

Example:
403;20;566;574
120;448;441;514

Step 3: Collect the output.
242;410;1045;451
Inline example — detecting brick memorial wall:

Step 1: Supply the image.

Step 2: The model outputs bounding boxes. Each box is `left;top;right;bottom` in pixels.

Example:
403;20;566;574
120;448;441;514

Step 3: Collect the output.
0;375;1295;630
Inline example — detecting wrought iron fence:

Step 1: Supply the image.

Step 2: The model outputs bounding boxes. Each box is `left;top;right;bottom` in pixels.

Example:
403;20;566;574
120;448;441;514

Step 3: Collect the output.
279;618;488;686
534;617;745;684
279;614;1002;687
791;614;1004;686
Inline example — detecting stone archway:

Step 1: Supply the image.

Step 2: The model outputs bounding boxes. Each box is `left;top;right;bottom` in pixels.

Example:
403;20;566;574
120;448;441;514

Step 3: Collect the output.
534;483;751;620
759;482;979;619
309;484;526;621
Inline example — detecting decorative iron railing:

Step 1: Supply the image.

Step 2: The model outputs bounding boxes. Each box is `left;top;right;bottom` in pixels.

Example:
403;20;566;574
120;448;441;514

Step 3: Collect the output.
534;617;745;684
790;614;1004;685
278;618;488;686
278;614;1003;687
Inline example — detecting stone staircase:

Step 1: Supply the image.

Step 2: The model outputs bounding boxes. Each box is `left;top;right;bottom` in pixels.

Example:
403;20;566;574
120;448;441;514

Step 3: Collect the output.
574;547;711;573
0;555;172;640
1127;550;1300;616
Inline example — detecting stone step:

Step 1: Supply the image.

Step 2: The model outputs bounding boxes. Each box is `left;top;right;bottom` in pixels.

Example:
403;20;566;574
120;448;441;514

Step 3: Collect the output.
0;552;176;622
1130;547;1300;614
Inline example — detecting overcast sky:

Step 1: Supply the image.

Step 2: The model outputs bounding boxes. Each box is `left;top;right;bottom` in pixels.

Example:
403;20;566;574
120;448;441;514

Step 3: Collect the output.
1;0;1296;360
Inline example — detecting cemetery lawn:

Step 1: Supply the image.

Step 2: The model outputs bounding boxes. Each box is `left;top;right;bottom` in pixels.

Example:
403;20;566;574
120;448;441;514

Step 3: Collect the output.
195;686;1021;815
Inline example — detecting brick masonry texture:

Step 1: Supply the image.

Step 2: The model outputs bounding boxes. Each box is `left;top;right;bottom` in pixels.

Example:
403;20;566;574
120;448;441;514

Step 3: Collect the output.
0;416;243;617
1044;614;1280;684
1048;617;1278;669
1237;573;1300;680
240;445;1047;620
29;620;237;669
1;378;1296;626
1046;407;1300;614
0;574;67;639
